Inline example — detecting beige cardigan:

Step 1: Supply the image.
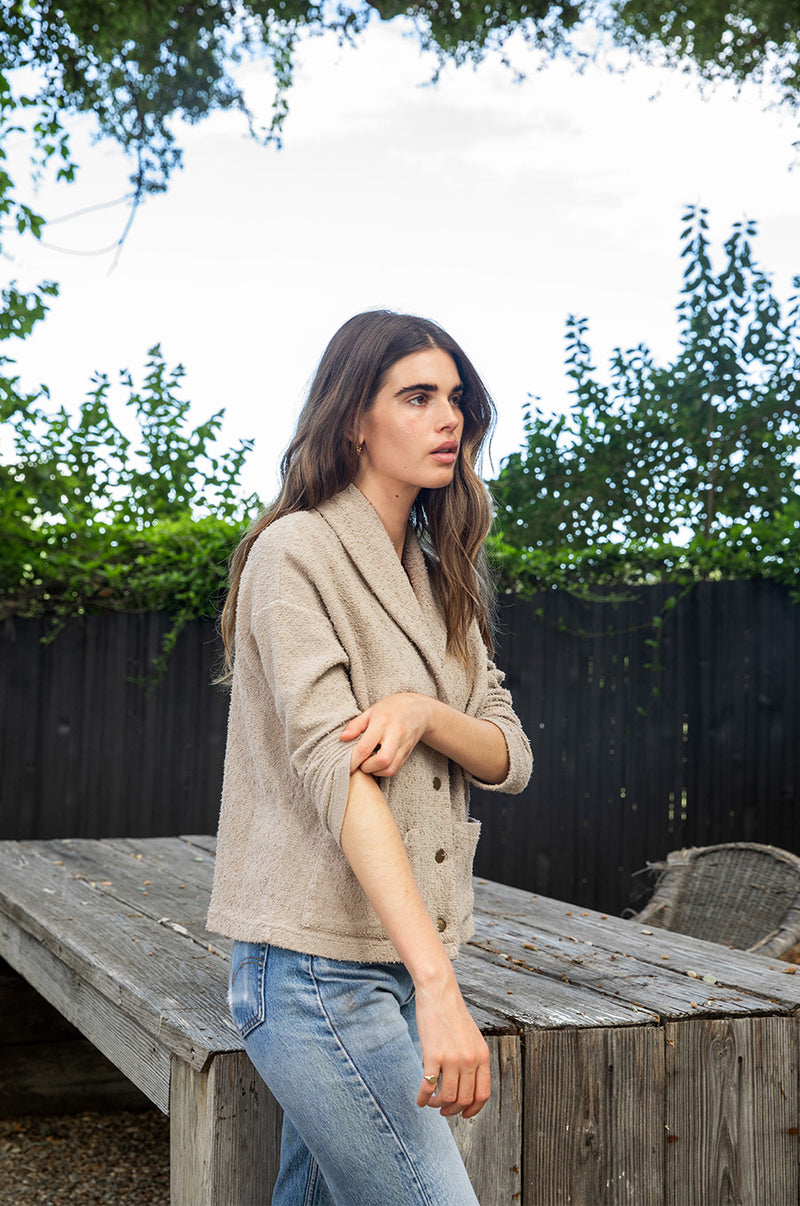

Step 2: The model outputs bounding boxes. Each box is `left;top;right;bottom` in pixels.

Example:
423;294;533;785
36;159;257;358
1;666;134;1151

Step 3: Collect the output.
207;485;532;962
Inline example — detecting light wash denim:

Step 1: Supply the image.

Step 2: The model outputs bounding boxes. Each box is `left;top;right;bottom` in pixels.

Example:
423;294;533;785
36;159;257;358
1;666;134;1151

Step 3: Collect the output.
228;941;481;1206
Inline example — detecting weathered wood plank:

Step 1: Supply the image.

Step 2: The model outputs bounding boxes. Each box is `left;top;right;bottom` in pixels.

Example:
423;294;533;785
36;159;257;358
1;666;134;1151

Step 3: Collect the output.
106;835;217;893
460;943;658;1029
470;912;785;1021
448;1035;522;1204
0;957;149;1116
525;1024;665;1206
7;836;800;1206
474;881;800;1011
181;834;219;856
29;837;219;952
0;841;237;1068
170;1051;282;1206
664;1016;799;1206
0;918;173;1110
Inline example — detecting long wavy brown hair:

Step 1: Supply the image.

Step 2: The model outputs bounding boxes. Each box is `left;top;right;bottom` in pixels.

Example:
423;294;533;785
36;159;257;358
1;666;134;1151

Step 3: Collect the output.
220;310;497;674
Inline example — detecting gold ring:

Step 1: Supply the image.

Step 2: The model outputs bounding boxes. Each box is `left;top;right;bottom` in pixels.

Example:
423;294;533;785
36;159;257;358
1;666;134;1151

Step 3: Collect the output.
423;1073;438;1085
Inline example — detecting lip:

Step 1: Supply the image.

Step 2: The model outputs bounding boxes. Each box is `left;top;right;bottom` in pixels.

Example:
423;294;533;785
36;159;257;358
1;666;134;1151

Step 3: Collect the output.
431;442;458;464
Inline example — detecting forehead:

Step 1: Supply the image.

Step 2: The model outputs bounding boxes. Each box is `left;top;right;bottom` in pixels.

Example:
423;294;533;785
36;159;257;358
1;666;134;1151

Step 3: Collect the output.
382;347;461;390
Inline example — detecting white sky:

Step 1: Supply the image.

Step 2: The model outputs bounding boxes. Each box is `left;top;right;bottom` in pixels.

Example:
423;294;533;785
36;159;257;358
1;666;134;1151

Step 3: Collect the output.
5;19;800;499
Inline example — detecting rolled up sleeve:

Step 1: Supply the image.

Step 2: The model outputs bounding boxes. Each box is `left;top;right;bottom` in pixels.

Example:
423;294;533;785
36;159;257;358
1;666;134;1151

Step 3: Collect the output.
468;659;533;795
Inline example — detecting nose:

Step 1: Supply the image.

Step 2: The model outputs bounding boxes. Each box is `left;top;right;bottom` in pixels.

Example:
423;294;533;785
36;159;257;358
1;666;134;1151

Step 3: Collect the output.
438;400;462;430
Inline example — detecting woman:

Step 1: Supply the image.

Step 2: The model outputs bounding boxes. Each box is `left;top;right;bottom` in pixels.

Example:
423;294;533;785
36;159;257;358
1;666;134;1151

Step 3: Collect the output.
208;310;532;1205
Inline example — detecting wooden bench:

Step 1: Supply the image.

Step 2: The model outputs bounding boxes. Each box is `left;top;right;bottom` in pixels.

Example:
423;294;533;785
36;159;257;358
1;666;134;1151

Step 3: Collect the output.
2;836;800;1205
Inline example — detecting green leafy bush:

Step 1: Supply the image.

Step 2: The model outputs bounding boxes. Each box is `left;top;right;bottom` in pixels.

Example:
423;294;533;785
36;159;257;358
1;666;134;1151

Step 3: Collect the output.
490;207;800;601
1;345;260;675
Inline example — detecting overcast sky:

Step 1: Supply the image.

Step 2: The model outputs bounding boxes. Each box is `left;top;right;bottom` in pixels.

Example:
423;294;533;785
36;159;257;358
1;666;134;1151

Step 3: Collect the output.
7;19;800;498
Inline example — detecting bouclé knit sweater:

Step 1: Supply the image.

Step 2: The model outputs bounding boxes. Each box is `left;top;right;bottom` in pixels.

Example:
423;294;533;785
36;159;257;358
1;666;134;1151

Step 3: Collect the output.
207;484;532;962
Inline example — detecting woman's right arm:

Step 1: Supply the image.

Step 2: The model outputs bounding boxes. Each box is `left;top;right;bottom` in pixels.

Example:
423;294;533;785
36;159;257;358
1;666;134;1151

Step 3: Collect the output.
340;768;490;1119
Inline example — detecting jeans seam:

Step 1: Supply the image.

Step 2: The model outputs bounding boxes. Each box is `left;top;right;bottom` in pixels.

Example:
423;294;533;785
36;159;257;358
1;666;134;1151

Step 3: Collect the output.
304;1156;323;1206
306;955;435;1206
230;947;269;1037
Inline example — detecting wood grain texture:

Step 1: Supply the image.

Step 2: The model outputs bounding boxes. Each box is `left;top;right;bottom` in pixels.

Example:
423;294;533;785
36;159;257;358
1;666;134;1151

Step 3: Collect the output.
0;840;237;1069
665;1016;799;1206
460;942;658;1030
170;1051;282;1206
474;880;800;1012
448;1035;522;1204
525;1024;664;1206
0;956;148;1115
0;917;173;1110
470;913;774;1023
5;838;800;1205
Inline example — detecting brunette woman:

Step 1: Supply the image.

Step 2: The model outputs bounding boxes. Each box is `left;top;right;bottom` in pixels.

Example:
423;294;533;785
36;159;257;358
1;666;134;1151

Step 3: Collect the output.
208;310;532;1205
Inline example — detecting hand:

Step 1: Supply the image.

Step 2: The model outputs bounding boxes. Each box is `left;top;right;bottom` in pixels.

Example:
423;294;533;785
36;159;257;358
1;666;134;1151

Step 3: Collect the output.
341;692;433;777
413;970;491;1119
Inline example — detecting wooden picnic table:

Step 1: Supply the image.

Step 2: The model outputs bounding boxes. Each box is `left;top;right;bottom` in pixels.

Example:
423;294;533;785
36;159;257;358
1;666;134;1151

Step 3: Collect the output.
2;835;800;1205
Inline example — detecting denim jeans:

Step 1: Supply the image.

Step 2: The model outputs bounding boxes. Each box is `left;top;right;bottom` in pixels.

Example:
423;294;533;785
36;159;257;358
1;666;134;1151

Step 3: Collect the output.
228;942;480;1206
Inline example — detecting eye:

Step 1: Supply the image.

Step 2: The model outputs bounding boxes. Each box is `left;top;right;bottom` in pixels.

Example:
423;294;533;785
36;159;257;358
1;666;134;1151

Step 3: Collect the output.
407;393;429;406
450;392;464;408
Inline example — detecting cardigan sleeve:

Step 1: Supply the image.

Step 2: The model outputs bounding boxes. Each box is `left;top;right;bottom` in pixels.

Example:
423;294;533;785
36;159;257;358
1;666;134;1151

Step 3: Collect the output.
244;539;360;846
468;658;533;795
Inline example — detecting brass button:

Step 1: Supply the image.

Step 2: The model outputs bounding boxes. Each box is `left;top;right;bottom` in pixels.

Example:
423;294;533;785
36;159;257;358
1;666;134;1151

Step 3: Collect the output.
437;916;447;932
432;776;442;791
435;849;446;864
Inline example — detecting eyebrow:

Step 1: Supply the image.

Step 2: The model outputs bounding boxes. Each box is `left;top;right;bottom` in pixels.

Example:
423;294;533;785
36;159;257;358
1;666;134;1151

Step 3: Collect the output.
393;381;464;398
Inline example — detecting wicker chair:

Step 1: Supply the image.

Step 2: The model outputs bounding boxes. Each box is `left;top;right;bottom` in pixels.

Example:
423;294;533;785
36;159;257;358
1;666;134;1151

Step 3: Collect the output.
633;842;800;957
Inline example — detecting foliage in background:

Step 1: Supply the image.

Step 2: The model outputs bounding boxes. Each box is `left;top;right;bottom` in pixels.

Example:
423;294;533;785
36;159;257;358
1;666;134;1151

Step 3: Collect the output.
1;344;259;676
4;1;796;429
7;4;800;161
489;206;800;598
611;0;800;117
2;2;799;200
0;63;67;425
3;8;799;659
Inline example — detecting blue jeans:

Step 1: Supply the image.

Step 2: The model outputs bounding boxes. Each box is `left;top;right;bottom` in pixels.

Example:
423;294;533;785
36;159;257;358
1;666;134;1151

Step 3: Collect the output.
228;942;480;1206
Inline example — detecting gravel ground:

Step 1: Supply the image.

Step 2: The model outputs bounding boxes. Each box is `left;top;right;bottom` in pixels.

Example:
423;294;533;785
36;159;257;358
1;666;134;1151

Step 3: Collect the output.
0;1109;169;1206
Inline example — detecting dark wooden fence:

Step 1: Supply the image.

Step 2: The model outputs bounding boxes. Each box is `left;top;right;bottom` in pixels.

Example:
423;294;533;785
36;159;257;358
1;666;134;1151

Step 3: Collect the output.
471;580;799;915
0;614;227;843
2;581;798;915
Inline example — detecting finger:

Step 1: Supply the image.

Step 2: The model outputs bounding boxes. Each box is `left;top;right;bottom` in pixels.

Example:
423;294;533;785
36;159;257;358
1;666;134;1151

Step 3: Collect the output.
340;711;370;742
349;726;384;772
361;731;417;777
416;1072;440;1108
361;742;405;777
439;1068;477;1118
432;1066;460;1114
350;742;373;773
460;1062;491;1119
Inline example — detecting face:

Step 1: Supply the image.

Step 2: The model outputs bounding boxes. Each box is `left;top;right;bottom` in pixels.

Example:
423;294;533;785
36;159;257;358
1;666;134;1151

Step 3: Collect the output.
354;347;465;506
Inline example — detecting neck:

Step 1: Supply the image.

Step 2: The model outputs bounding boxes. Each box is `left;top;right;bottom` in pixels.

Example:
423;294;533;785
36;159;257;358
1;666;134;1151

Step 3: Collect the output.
354;479;418;559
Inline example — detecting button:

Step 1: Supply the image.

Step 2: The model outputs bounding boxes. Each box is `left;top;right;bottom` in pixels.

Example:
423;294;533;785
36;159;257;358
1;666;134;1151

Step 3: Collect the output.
437;917;447;932
432;776;442;790
435;849;446;864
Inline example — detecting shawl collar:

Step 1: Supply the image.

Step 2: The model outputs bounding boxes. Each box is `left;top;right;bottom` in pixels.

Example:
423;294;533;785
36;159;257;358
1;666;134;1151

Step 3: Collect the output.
316;485;457;706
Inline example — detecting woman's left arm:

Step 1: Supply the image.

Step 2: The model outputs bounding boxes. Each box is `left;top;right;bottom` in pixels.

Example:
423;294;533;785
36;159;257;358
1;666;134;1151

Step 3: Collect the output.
341;692;509;784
